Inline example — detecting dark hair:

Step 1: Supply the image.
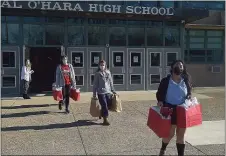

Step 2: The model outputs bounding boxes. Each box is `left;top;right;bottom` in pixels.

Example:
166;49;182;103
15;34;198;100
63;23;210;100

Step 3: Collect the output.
25;59;31;67
96;60;107;72
60;55;68;65
170;59;192;87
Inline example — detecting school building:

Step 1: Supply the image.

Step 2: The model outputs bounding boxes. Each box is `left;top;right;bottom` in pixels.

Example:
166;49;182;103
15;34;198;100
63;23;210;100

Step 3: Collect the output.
1;1;225;95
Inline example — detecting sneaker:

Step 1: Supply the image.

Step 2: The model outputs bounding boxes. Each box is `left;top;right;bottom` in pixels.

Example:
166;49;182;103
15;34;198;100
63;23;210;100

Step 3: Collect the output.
159;149;165;156
103;117;110;126
65;109;70;114
58;101;62;110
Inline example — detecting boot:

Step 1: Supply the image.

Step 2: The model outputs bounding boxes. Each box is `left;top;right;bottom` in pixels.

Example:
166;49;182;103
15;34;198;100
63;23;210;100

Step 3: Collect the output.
26;95;31;99
58;100;63;110
103;117;110;126
159;149;165;156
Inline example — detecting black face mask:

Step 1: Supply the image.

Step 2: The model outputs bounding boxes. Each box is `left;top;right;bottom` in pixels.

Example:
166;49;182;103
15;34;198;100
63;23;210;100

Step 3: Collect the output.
173;66;183;75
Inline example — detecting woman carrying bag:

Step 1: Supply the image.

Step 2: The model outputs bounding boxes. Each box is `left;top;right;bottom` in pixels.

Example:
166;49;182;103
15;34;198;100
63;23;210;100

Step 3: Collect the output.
156;60;192;156
55;55;76;114
93;60;116;126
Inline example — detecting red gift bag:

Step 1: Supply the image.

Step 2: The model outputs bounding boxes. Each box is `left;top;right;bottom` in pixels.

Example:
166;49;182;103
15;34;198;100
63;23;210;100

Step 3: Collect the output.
177;98;202;128
70;88;80;101
147;106;171;138
52;88;63;101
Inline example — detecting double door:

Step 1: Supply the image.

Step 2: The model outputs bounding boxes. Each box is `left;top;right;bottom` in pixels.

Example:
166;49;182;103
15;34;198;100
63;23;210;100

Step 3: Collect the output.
109;47;145;91
67;47;107;92
146;48;180;90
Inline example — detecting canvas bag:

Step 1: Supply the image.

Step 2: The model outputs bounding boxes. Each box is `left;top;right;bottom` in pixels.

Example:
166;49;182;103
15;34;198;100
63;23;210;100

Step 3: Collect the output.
110;94;122;112
90;97;101;117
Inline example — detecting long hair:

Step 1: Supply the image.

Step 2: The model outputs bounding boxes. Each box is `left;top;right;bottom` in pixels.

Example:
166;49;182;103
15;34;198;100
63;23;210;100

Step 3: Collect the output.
60;55;68;65
170;59;192;88
96;60;107;72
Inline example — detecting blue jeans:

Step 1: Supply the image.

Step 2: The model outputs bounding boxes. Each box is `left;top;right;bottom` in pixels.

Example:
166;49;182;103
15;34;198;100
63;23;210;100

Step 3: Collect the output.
98;93;112;117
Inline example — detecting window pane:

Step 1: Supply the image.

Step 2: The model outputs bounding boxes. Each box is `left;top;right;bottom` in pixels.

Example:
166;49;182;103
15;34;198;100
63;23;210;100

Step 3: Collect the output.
46;17;64;23
88;18;106;24
150;75;161;84
190;37;205;42
6;16;20;22
207;31;224;36
147;28;163;46
164;28;180;46
207;37;222;43
109;19;127;25
75;76;84;86
88;26;107;45
23;24;44;45
67;18;85;24
189;50;206;62
128;28;145;46
207;50;223;62
2;76;16;87
207;43;222;48
127;20;145;26
4;24;20;44
1;23;7;44
109;27;126;46
189;43;204;48
126;1;140;6
72;52;84;67
207;2;225;10
146;21;163;27
68;26;85;45
45;25;64;45
23;17;45;23
159;1;174;8
105;1;124;5
130;75;141;84
2;52;15;67
113;75;124;85
165;21;180;27
189;30;205;36
141;1;157;7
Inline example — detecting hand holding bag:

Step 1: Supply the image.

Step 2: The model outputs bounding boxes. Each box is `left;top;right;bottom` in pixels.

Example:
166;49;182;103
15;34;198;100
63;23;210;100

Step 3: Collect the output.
70;87;80;101
90;97;101;117
52;83;63;101
110;94;122;112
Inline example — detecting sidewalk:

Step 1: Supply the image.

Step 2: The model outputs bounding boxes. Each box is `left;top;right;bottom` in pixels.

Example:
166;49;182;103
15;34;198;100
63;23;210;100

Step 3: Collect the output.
1;90;224;155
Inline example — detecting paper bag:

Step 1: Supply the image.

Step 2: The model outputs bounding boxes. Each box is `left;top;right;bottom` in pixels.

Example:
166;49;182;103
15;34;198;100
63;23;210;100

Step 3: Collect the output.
110;94;122;112
147;106;171;138
70;88;80;101
90;97;101;117
177;97;202;128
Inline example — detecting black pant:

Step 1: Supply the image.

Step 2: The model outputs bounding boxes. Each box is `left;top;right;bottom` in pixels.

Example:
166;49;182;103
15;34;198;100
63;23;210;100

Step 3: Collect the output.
23;80;30;94
63;85;70;109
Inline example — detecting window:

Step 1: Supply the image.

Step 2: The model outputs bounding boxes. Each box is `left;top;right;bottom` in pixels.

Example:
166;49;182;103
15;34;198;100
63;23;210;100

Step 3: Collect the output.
207;50;223;62
75;75;84;86
164;28;180;46
130;52;141;67
159;1;174;8
2;76;16;88
88;18;106;25
207;30;224;37
128;28;145;46
23;17;45;23
88;26;107;45
109;27;126;46
147;28;163;46
109;19;126;25
189;30;205;36
5;16;20;22
72;52;84;67
150;53;161;66
141;1;157;7
130;75;142;85
105;1;124;5
68;26;85;45
126;1;140;6
127;20;146;26
189;50;206;62
45;25;64;45
23;24;44;45
146;21;163;27
2;51;15;68
206;2;225;10
113;75;124;85
46;17;64;23
68;18;85;24
166;53;177;66
150;75;161;84
113;52;124;67
1;23;19;44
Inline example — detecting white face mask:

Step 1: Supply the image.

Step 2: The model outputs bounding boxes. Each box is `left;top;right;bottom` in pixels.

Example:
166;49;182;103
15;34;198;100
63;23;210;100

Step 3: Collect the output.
100;66;105;71
62;59;67;65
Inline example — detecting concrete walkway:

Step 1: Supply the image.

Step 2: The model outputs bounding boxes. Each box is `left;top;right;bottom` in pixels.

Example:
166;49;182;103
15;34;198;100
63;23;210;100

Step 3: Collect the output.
1;89;224;155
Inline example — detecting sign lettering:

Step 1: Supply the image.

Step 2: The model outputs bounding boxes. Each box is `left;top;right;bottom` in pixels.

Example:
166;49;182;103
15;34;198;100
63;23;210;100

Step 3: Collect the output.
1;1;174;16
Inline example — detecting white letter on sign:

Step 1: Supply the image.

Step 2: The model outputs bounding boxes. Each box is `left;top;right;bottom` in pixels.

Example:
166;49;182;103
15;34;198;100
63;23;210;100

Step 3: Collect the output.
159;8;166;15
28;1;37;9
41;2;51;10
150;7;158;15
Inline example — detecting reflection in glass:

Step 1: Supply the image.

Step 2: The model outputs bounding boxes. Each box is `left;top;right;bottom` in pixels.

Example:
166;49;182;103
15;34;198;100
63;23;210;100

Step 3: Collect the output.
2;76;16;87
91;75;95;85
113;75;124;85
126;1;140;6
88;18;106;24
6;16;20;22
159;1;174;8
1;23;19;44
130;52;141;67
105;1;124;5
1;23;7;44
140;1;157;7
128;28;145;46
147;28;163;46
88;26;107;45
23;24;44;45
167;53;177;66
72;52;84;67
2;52;15;67
23;17;45;23
131;75;141;84
91;52;102;67
68;26;85;45
150;53;160;66
45;25;64;45
164;28;180;46
46;17;64;23
151;75;160;84
207;50;223;62
109;27;126;46
68;18;85;24
127;20;146;26
75;76;84;86
109;19;126;25
113;52;124;67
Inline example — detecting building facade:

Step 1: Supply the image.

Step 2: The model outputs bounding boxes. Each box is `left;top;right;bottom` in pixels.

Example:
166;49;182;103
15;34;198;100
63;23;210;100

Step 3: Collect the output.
1;1;225;95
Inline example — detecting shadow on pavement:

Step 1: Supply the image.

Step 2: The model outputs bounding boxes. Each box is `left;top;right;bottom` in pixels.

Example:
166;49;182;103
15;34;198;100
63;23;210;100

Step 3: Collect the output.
1;111;51;118
1;120;101;131
1;104;57;109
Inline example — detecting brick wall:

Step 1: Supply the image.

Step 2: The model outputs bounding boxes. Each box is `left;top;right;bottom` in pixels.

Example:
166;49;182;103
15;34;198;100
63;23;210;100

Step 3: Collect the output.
186;64;225;87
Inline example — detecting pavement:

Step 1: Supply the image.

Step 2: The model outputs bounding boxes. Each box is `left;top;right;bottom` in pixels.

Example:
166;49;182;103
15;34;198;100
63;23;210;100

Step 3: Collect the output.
1;87;225;155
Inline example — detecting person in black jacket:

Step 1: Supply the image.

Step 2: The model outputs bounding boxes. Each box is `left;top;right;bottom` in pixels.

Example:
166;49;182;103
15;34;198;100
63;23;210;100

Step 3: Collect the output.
156;60;192;156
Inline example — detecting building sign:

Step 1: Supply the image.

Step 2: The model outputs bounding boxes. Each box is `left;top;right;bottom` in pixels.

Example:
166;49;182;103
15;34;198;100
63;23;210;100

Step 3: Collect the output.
1;1;174;16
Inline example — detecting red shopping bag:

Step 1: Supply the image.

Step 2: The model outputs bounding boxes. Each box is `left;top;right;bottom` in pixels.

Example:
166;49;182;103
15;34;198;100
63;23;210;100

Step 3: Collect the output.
52;89;63;101
147;106;171;138
177;101;202;128
70;88;80;101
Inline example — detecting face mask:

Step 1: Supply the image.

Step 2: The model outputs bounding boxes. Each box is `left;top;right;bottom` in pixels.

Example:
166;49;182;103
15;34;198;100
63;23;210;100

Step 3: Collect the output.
173;66;183;75
62;59;67;65
100;66;105;71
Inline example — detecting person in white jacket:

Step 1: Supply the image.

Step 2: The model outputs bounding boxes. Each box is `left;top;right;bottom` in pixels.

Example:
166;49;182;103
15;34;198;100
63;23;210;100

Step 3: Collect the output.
21;59;34;99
